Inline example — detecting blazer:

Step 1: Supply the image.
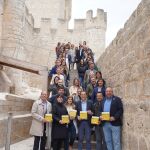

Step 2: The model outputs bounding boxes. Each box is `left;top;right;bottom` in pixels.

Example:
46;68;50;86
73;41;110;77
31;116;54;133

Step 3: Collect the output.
76;49;84;63
91;86;106;103
84;69;97;85
100;96;123;126
76;100;93;126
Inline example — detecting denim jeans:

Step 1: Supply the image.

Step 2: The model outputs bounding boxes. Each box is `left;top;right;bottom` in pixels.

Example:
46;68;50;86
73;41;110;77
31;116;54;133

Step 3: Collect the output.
103;122;121;150
95;125;107;150
78;121;91;150
79;76;85;90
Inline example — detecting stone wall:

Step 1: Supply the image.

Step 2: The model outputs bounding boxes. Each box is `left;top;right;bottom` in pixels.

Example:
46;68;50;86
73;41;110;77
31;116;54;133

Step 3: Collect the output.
0;94;34;148
97;0;150;149
25;0;107;61
0;0;107;94
0;0;4;50
25;0;71;28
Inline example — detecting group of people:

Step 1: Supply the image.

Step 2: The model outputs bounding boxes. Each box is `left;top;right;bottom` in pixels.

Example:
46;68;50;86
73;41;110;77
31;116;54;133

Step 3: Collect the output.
30;42;124;150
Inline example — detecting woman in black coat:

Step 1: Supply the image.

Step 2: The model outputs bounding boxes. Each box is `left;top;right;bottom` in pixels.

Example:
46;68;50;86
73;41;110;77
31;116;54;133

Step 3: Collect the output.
52;95;69;150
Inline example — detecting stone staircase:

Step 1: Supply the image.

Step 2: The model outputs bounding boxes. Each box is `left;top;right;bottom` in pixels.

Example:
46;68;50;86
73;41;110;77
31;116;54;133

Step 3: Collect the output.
68;68;79;88
68;67;97;150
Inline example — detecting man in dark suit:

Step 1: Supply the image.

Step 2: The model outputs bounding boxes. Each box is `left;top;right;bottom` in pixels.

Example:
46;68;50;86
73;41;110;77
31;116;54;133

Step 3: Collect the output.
76;91;93;150
100;87;123;150
75;45;84;64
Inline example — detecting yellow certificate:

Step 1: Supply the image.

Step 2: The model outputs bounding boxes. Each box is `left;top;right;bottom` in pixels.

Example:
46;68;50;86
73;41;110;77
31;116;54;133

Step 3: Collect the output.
101;112;110;121
80;111;88;120
45;114;53;122
91;116;100;125
69;110;77;118
62;115;69;124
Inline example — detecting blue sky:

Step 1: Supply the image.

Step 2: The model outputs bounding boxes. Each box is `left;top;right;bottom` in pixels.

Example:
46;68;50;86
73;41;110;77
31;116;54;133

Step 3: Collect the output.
69;0;141;46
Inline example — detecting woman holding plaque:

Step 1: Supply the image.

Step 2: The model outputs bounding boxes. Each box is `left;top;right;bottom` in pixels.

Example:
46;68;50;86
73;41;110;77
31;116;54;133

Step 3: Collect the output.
65;96;77;150
52;95;69;150
69;78;82;96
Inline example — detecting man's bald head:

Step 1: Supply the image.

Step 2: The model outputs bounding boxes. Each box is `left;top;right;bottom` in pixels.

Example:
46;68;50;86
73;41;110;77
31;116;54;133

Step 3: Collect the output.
40;91;47;101
106;87;113;98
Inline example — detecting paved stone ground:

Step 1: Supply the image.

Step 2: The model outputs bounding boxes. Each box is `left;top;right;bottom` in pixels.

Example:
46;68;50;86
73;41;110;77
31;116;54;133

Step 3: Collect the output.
0;137;33;150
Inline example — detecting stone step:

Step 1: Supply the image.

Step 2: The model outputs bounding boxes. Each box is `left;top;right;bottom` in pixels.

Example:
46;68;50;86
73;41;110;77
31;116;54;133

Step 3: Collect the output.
73;140;96;149
68;69;79;87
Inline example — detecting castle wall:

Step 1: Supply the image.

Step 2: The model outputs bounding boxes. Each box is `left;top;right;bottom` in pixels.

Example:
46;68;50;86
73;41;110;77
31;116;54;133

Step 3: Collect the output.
0;0;4;51
97;0;150;149
25;0;71;28
0;0;107;95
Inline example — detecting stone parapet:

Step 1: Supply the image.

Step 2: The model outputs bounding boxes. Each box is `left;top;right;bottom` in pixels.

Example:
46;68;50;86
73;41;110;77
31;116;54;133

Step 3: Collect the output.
0;94;34;148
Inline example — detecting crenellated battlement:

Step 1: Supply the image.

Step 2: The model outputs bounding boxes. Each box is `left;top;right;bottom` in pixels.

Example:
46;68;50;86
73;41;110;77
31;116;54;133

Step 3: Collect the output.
86;9;107;29
0;0;107;96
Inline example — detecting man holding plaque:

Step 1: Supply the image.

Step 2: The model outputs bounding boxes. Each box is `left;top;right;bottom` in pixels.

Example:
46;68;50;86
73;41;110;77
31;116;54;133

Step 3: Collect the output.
93;92;107;150
100;87;123;150
30;91;52;150
76;91;93;150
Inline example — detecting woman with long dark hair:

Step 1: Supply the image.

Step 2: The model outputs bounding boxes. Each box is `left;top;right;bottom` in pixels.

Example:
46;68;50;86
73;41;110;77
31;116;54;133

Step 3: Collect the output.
52;95;69;150
91;78;106;104
65;96;77;150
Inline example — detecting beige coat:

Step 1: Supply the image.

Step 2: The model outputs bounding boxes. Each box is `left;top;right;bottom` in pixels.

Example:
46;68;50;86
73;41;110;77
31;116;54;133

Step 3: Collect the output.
69;85;82;96
30;99;52;138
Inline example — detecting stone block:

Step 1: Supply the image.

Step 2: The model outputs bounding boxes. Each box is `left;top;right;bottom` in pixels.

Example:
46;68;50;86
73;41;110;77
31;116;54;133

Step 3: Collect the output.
143;78;150;96
139;137;148;150
128;134;138;150
125;80;142;97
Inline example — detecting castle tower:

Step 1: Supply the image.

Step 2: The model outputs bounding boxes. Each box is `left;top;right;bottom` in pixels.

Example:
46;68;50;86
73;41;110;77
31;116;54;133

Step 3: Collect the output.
85;9;107;60
25;0;72;28
1;0;26;94
0;0;4;51
2;0;25;59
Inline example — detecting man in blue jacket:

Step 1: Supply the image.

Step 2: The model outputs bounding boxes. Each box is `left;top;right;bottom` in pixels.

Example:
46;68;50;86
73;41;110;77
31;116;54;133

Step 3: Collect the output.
100;87;123;150
76;91;93;150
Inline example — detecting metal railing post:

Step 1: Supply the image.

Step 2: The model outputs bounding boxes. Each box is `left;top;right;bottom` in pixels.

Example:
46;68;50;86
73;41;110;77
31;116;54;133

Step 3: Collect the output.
5;112;13;150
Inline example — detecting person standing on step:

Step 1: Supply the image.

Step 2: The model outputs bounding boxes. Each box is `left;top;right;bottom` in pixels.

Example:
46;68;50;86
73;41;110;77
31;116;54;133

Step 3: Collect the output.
50;67;65;86
76;45;84;64
86;77;97;101
94;92;107;150
69;78;82;96
52;95;69;150
100;87;123;150
49;86;67;106
49;59;61;80
91;78;106;104
77;59;87;89
84;62;97;89
74;87;83;104
30;91;52;150
51;79;70;97
76;91;93;150
65;96;77;150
